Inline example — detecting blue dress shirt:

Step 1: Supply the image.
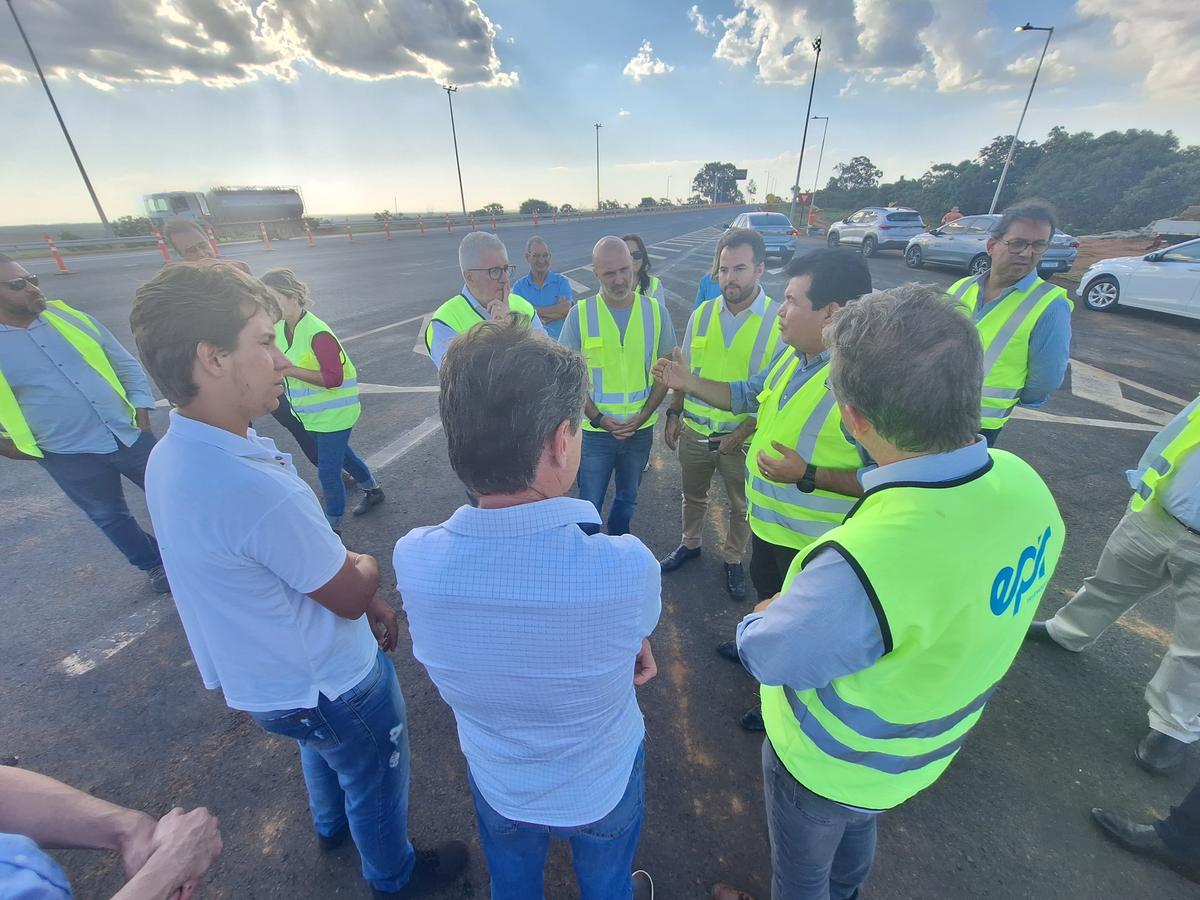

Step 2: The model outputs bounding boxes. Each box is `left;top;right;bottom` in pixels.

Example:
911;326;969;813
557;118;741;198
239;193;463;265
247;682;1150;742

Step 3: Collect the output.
512;271;573;340
0;833;71;899
728;349;829;416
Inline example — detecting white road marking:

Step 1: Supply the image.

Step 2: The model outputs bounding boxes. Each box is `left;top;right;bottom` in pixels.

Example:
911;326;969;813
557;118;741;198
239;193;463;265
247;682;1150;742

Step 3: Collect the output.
766;267;783;276
58;600;165;677
648;253;666;260
650;245;682;253
1070;358;1188;407
364;414;443;472
359;384;439;394
566;276;591;296
342;312;428;343
412;313;433;357
1010;407;1160;432
1069;359;1178;425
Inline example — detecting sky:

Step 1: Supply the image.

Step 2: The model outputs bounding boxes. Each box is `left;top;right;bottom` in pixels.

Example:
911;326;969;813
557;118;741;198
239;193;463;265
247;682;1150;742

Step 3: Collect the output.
3;0;1198;226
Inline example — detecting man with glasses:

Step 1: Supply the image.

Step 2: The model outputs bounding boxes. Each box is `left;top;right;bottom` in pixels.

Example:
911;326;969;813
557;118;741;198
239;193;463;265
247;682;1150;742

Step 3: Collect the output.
424;232;544;370
512;236;574;340
947;200;1073;446
162;219;251;274
0;253;168;593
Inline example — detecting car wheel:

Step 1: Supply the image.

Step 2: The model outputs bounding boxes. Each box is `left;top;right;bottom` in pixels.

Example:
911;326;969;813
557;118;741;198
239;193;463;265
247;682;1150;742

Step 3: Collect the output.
827;231;840;249
1083;275;1120;312
905;245;923;269
861;235;878;258
968;254;991;275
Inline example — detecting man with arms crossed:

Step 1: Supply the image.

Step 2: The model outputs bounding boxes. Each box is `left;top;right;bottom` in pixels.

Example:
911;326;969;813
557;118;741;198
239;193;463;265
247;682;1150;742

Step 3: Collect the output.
396;317;660;899
131;263;466;899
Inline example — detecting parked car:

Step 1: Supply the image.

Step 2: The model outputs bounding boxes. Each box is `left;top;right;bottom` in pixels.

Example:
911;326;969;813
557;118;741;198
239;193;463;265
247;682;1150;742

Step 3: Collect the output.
1076;237;1200;320
904;214;1079;276
826;207;926;257
725;212;799;262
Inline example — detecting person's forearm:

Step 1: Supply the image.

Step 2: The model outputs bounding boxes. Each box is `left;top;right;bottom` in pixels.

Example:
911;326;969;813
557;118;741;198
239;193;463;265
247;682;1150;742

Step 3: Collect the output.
639;381;669;419
585;398;601;421
0;767;149;854
351;551;381;600
110;852;188;900
284;366;327;387
816;467;864;497
683;374;733;411
0;437;38;460
669;389;685;413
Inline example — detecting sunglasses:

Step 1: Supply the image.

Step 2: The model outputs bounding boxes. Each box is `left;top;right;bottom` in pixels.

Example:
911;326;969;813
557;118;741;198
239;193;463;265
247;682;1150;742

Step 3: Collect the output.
630;250;645;260
2;274;39;291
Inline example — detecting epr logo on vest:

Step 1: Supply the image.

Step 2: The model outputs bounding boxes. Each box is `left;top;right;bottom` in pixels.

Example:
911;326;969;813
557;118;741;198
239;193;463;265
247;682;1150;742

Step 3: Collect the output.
990;526;1053;617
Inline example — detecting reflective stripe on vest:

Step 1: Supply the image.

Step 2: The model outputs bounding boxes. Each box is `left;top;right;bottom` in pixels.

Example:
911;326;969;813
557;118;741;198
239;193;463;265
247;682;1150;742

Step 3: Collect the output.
761;449;1065;810
744;351;860;549
579;293;661;431
683;295;781;436
950;274;1073;431
277;312;361;432
0;300;135;458
1131;399;1200;512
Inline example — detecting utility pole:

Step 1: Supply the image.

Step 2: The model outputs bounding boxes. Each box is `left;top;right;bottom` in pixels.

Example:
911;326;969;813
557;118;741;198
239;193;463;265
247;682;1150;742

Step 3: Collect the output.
666;174;671;201
805;115;830;227
7;0;112;236
443;85;467;215
989;23;1054;214
594;123;602;211
787;36;822;226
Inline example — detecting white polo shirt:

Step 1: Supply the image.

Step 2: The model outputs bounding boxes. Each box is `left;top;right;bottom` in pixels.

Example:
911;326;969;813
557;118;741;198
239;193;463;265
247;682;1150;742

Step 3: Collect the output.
145;410;377;712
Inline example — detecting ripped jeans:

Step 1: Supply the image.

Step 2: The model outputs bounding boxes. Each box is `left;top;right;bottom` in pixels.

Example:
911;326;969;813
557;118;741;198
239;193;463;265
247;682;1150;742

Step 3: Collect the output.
249;651;416;892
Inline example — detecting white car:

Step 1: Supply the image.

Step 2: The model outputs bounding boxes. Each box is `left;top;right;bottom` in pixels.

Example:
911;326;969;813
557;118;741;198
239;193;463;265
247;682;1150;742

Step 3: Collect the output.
1077;237;1200;320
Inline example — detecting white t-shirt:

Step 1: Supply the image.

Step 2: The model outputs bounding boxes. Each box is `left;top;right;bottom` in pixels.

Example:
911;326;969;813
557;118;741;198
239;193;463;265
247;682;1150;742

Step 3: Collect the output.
145;410;377;712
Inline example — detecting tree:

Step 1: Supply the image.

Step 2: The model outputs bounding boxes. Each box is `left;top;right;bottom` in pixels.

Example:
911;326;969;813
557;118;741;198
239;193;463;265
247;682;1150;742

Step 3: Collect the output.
658;197;671;207
828;156;883;191
519;198;553;215
1109;159;1200;231
560;203;576;214
473;202;504;216
112;215;153;237
691;162;745;204
599;199;623;211
57;230;81;241
686;194;707;206
373;210;392;221
639;196;657;208
746;178;758;201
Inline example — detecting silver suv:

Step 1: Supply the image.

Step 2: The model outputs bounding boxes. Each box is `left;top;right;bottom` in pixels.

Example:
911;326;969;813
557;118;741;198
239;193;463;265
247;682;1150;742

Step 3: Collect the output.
826;207;927;257
904;214;1079;276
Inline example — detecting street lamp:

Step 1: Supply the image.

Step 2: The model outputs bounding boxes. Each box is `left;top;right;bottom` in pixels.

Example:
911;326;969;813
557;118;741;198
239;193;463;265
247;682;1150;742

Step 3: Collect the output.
787;36;822;225
443;84;467;216
989;23;1054;214
806;115;830;227
594;123;602;211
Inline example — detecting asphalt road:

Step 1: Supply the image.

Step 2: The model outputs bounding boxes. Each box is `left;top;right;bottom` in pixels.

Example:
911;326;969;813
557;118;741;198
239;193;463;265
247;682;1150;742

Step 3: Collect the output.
4;207;1200;899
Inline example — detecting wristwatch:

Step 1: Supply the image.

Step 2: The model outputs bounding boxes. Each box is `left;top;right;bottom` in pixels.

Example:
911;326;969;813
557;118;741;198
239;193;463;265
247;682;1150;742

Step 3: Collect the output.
665;408;680;419
797;463;818;493
589;412;605;429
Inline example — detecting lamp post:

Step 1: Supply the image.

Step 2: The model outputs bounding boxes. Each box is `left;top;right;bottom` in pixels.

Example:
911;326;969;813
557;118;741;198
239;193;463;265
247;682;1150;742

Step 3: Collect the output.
594;123;602;211
989;23;1054;214
443;84;467;216
806;115;830;227
7;0;112;236
787;36;822;225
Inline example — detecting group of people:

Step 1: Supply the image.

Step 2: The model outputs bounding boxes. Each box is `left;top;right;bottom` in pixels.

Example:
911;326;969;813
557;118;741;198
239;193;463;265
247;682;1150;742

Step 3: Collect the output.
0;195;1197;899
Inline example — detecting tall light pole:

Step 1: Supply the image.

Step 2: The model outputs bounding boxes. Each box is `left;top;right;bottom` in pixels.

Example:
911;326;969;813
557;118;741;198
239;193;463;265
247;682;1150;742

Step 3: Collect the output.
806;115;830;228
787;36;822;225
989;23;1054;214
666;175;671;201
594;123;602;210
443;84;467;215
7;0;112;236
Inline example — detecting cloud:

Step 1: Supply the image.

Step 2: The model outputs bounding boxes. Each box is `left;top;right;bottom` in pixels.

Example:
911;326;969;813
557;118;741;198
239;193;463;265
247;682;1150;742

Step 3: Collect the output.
688;5;712;36
0;0;517;90
618;108;632;117
1005;48;1076;83
1074;0;1200;97
622;40;674;81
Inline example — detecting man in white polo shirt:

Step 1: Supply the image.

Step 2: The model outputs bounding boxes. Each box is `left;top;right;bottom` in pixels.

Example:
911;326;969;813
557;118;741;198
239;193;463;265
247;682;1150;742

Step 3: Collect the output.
130;263;467;899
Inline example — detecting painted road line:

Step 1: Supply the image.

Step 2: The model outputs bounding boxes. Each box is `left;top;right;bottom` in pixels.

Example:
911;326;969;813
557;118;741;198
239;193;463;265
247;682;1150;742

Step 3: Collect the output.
342;312;428;343
766;267;784;276
648;253;666;260
359;384;439;394
364;414;443;472
1070;358;1188;408
58;600;166;677
1069;360;1177;425
650;244;683;252
412;313;433;357
1010;407;1160;432
566;276;592;295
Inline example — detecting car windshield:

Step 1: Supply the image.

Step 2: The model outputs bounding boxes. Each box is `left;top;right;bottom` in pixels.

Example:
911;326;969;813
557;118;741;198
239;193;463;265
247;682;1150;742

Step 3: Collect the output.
749;214;792;227
886;212;923;223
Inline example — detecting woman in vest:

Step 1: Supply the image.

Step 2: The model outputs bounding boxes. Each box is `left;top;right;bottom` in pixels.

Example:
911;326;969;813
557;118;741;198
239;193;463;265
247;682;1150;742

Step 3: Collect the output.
261;269;383;531
624;234;665;304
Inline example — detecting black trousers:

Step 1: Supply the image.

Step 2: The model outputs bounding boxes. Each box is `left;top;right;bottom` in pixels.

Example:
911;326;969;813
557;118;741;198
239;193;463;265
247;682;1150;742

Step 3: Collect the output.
1157;777;1200;858
982;427;1000;448
748;533;800;601
269;393;320;467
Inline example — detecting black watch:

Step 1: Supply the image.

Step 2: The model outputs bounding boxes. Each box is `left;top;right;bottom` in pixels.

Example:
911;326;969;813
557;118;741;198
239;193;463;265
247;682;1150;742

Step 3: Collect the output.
589;412;605;429
797;463;818;493
665;408;680;419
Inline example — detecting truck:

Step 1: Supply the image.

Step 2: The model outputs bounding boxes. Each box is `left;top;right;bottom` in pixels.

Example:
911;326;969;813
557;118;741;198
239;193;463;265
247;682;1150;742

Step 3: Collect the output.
142;186;305;241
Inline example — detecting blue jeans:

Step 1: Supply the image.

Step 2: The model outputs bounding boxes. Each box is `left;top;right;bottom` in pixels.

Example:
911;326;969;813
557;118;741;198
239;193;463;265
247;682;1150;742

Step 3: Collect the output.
313;428;377;528
37;430;162;572
762;738;877;900
469;742;645;900
250;651;416;893
577;427;653;536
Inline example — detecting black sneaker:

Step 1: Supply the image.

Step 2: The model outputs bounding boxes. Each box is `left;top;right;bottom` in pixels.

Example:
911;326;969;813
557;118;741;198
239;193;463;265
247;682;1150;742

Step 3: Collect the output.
372;841;469;898
724;563;746;601
716;640;740;662
317;823;350;851
739;709;765;732
147;565;170;594
353;487;385;516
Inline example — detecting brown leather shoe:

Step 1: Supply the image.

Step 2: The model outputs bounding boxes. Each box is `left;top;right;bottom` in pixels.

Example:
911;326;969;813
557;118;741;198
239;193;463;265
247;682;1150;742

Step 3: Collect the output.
711;884;756;900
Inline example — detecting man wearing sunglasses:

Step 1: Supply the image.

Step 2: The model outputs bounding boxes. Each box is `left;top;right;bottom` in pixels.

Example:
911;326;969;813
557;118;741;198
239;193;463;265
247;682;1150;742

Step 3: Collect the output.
424;232;544;370
947;200;1073;446
0;253;168;593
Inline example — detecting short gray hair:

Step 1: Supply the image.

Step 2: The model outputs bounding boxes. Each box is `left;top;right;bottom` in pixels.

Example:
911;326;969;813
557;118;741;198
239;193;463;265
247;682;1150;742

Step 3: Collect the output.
440;314;588;495
990;200;1057;241
162;218;205;241
824;283;982;453
458;231;507;273
525;235;549;254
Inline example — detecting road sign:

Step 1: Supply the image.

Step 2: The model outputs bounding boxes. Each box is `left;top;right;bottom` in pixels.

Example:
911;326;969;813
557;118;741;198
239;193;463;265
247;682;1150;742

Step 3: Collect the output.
732;168;748;180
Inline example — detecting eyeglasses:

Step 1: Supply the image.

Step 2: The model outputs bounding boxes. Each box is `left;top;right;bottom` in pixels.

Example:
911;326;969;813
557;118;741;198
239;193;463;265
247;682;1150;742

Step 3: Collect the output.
465;265;516;281
1001;238;1050;255
630;251;645;260
2;274;39;291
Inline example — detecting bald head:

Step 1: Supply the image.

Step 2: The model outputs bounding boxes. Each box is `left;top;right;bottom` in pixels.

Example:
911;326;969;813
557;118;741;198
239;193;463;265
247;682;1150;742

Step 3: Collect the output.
592;236;634;305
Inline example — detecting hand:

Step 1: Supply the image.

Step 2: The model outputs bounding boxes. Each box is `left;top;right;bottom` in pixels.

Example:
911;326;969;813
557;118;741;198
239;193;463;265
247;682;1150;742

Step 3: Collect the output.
602;416;637;440
652;348;689;390
367;593;399;652
148;807;222;889
757;441;809;484
136;408;154;433
663;414;681;450
753;593;780;614
717;431;747;456
117;811;159;880
0;438;39;461
634;638;657;686
486;298;511;320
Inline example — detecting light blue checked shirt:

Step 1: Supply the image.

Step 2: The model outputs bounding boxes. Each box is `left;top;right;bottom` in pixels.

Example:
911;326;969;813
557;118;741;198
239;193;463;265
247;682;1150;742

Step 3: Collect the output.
394;496;661;826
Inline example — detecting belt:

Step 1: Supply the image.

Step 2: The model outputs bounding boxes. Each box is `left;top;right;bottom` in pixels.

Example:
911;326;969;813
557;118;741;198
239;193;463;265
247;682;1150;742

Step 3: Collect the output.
1174;514;1200;538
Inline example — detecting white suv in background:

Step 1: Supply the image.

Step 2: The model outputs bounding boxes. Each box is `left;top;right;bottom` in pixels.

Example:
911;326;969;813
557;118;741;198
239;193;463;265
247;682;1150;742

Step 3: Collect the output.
826;207;927;257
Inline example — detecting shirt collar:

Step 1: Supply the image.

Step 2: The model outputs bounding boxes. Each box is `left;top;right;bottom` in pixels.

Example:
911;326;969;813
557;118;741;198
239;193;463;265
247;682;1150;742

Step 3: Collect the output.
443;496;601;536
797;349;829;371
979;268;1040;306
721;284;769;319
461;285;486;313
860;437;990;492
166;408;288;460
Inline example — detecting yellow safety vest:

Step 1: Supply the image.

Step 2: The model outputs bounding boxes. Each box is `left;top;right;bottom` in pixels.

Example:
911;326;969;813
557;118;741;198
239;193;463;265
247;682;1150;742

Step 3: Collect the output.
683;293;782;437
745;349;862;549
0;300;135;458
423;293;539;352
637;275;664;305
762;449;1065;810
577;292;663;432
276;311;360;432
1131;396;1200;513
948;274;1073;431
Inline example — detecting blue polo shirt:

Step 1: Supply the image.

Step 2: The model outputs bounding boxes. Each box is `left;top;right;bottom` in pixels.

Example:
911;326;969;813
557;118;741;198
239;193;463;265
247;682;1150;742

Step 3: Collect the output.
512;271;573;339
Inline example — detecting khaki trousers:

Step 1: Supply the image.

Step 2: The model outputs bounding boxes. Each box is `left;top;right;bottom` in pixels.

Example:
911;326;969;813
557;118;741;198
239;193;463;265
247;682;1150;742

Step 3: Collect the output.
678;422;750;564
1047;501;1200;743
